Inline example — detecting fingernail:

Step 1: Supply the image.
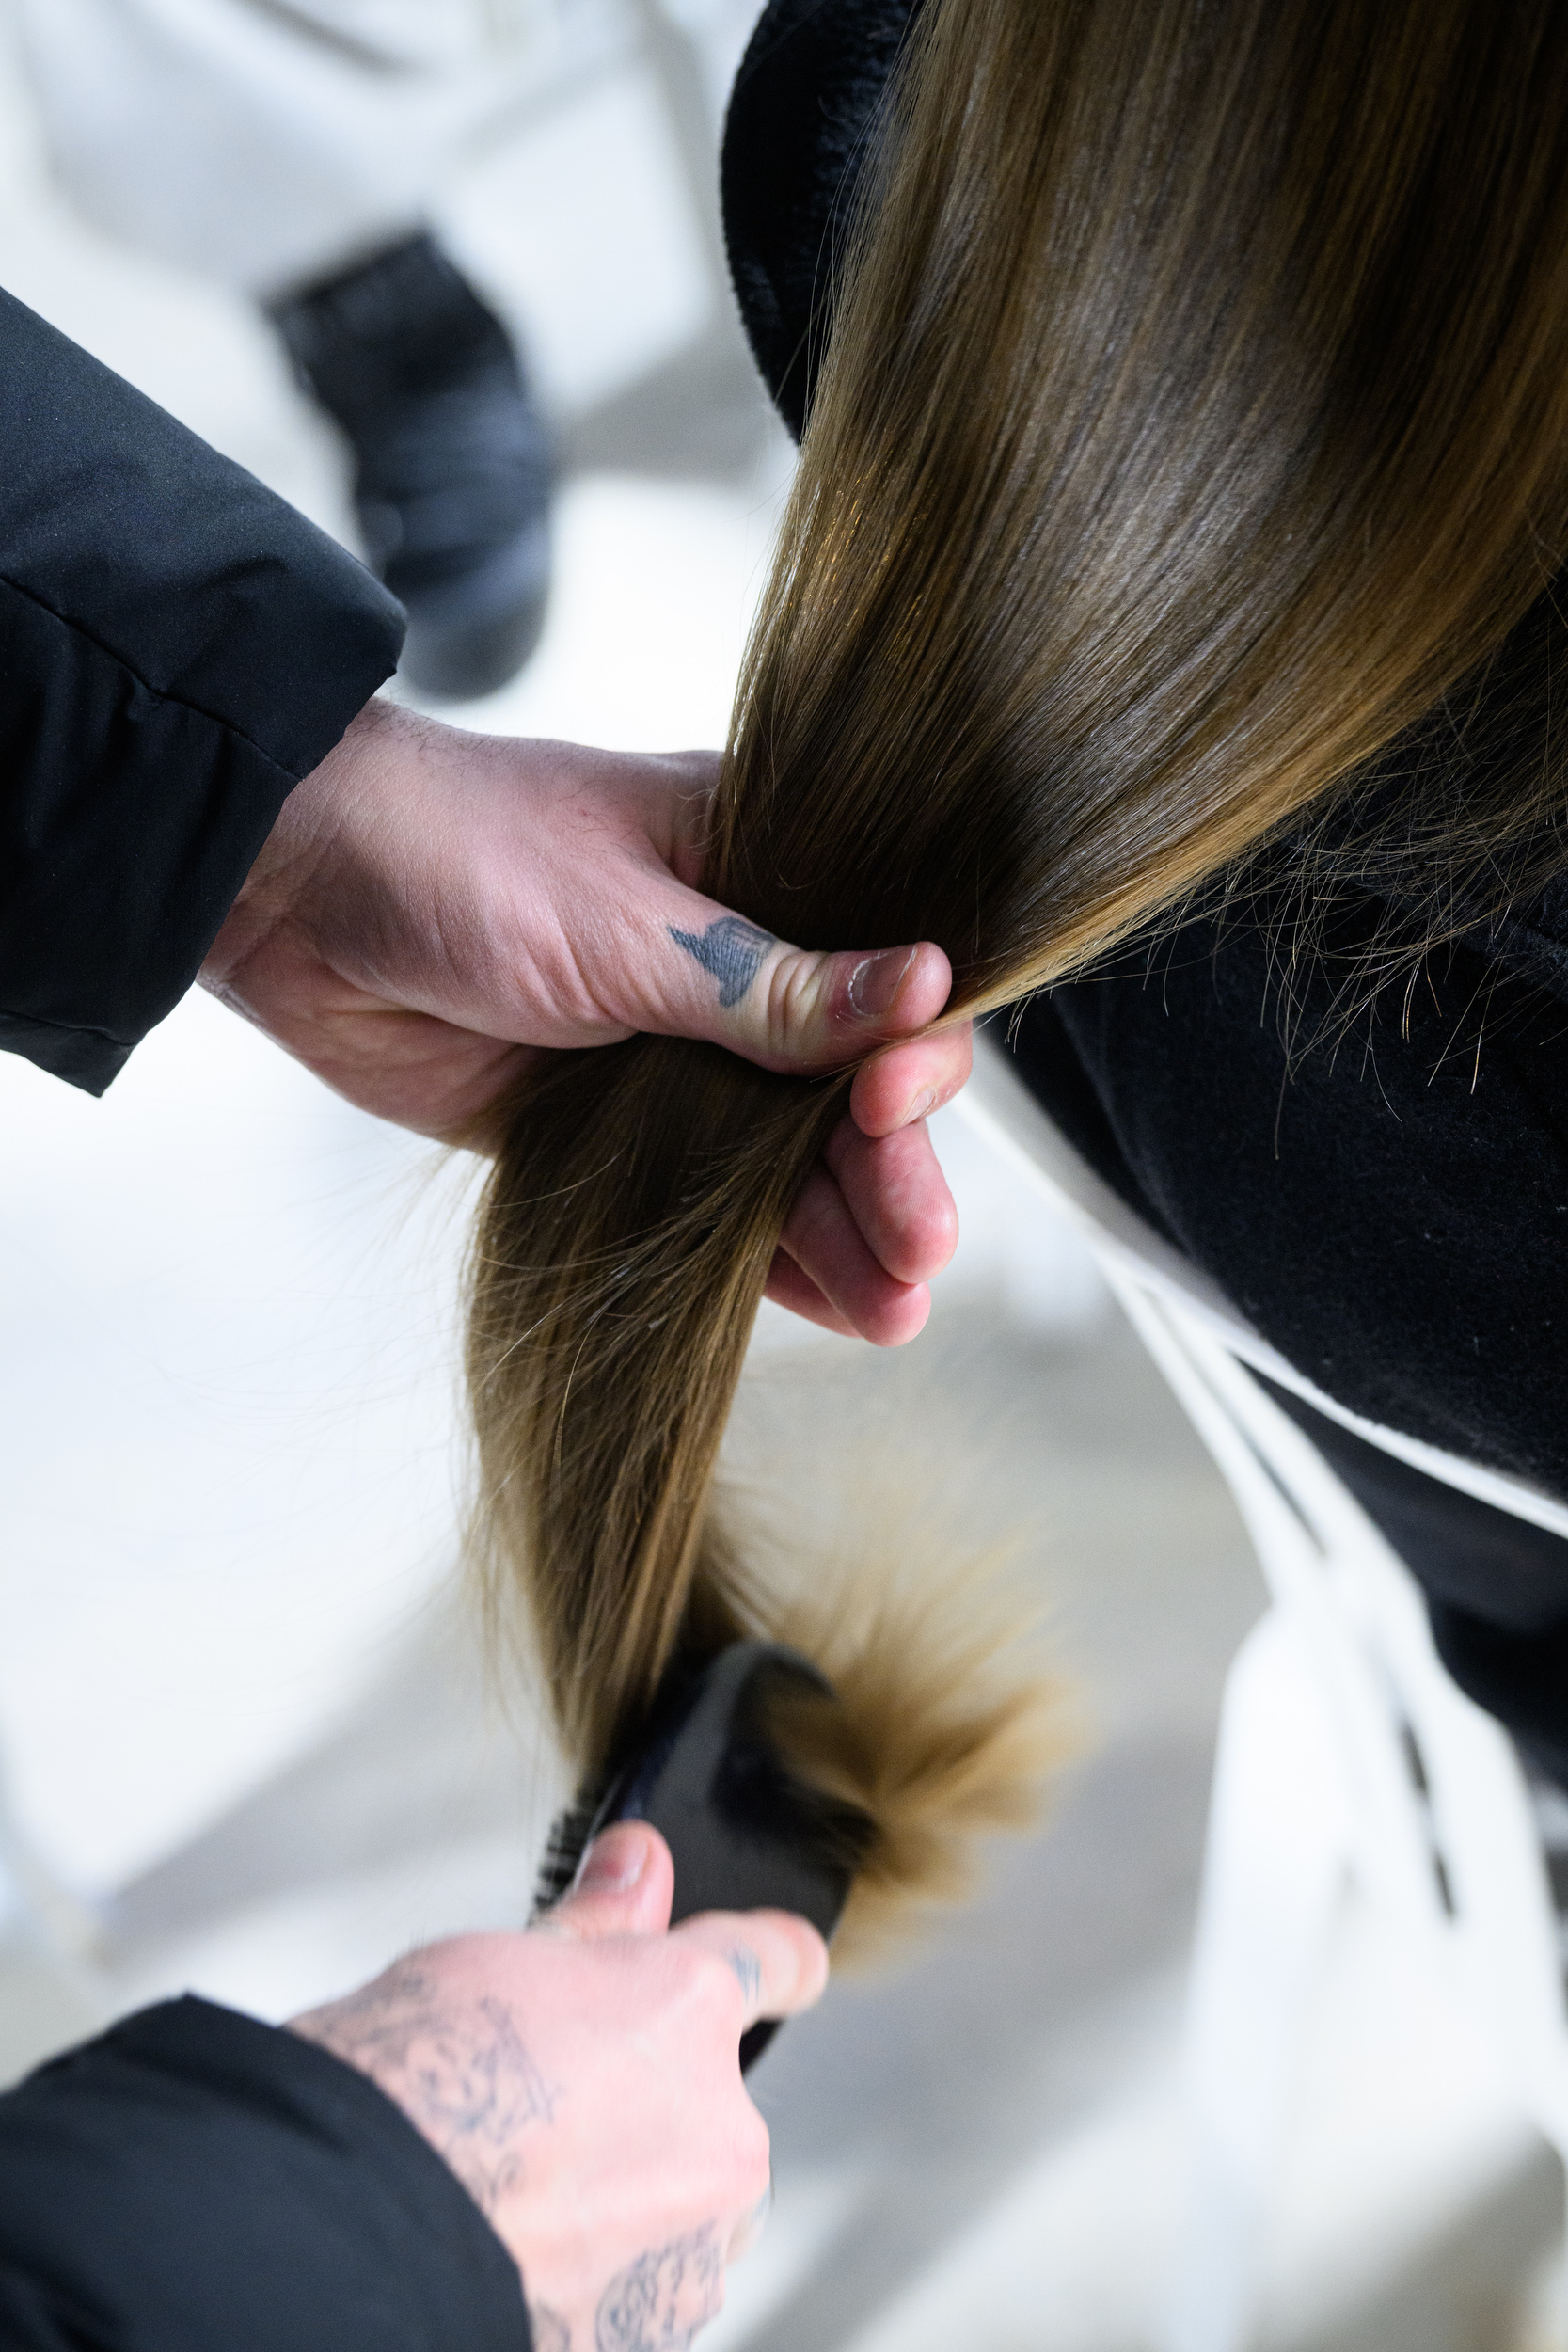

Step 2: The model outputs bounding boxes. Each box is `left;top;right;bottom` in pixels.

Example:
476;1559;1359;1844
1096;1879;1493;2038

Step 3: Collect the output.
578;1828;646;1893
847;946;917;1021
904;1088;938;1125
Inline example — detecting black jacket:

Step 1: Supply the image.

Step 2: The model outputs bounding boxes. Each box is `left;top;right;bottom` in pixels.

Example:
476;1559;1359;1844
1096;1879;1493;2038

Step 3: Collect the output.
0;286;396;1092
721;0;1568;1779
0;289;529;2350
0;2001;527;2351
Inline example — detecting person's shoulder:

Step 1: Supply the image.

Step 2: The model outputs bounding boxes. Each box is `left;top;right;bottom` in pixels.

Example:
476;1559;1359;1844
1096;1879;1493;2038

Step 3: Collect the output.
728;0;919;108
722;0;922;438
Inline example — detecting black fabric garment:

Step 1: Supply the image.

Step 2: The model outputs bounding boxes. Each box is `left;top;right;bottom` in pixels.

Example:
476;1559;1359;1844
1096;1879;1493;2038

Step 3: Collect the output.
1006;920;1568;1495
0;287;404;1093
1006;946;1568;1771
720;0;1568;1754
0;1996;530;2351
1259;1381;1568;1791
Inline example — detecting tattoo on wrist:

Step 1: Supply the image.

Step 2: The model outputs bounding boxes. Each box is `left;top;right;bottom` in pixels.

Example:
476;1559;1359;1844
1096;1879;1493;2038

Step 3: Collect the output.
669;916;774;1009
596;2225;723;2351
530;2306;572;2352
291;1964;557;2217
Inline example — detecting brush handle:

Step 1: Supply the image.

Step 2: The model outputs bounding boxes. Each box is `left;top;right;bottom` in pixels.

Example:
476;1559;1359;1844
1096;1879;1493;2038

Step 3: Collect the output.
538;1642;869;2074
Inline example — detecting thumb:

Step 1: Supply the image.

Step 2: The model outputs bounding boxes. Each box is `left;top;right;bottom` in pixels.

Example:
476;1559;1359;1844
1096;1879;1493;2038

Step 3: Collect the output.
652;889;954;1074
542;1821;675;1941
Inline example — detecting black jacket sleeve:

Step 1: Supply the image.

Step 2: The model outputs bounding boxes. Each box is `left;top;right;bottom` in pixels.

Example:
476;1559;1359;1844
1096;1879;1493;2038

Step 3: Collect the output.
0;287;405;1094
0;1996;531;2351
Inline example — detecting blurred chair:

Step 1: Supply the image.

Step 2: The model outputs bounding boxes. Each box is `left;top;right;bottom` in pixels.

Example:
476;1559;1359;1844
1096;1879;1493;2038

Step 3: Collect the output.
956;1028;1568;2352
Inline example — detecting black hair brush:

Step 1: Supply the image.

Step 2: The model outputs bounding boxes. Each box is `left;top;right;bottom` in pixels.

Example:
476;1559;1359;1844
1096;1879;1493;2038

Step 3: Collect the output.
533;1641;874;2071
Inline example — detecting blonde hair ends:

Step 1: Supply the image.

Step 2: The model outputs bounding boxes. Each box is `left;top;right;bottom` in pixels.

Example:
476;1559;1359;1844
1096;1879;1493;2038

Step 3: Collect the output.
469;0;1568;1943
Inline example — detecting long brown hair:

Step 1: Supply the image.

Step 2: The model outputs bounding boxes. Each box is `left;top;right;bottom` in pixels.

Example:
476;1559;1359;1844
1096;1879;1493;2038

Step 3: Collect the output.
469;0;1568;1943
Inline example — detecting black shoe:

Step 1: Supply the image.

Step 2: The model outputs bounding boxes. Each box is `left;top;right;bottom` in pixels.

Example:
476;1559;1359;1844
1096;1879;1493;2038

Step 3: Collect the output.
269;230;552;701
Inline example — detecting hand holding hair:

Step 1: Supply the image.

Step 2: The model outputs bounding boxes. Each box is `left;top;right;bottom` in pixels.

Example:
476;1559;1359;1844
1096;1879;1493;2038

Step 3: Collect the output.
200;693;967;1344
289;1822;824;2349
237;3;1568;2275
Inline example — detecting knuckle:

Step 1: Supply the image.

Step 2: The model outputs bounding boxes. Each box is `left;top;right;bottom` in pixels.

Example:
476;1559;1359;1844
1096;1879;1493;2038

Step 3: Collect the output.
823;1114;865;1182
782;1164;837;1253
755;961;796;1057
757;950;824;1062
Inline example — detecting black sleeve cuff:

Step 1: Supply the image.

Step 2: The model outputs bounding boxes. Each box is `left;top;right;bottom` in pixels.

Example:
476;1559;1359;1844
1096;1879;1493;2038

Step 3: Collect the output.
0;1996;530;2352
0;289;405;1092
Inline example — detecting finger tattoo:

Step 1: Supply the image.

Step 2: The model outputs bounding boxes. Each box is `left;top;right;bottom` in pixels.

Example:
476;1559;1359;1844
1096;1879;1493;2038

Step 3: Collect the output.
668;916;774;1009
595;2225;723;2351
726;1947;761;2006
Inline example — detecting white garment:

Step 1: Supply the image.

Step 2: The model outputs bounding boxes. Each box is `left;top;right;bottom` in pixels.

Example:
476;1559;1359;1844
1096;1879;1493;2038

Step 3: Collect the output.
7;0;568;293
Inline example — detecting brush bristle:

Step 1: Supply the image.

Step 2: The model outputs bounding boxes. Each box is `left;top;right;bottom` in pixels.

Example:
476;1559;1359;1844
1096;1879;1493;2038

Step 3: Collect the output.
531;1780;608;1919
515;1469;1078;1959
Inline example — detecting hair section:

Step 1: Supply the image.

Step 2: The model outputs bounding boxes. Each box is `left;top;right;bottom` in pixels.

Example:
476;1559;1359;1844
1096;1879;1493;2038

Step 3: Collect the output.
471;0;1568;1943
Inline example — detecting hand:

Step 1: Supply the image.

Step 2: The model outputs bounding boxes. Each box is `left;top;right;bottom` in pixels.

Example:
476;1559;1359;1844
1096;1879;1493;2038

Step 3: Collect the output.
201;698;972;1343
288;1823;826;2349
